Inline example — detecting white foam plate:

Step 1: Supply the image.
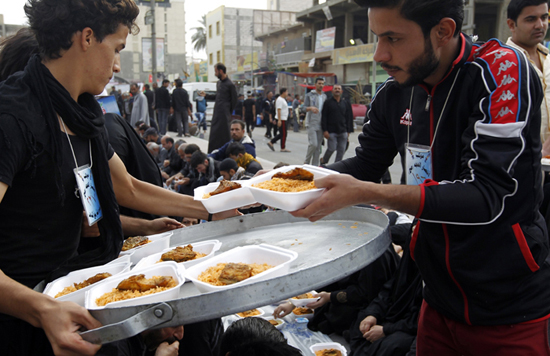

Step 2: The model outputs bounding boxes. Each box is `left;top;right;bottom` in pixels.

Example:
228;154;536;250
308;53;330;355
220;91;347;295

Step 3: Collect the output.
310;342;348;356
85;262;185;310
186;244;298;293
289;290;319;307
292;308;314;320
43;262;132;306
133;240;222;271
119;231;174;265
247;164;339;211
194;180;256;213
262;316;285;330
234;307;265;319
106;254;132;265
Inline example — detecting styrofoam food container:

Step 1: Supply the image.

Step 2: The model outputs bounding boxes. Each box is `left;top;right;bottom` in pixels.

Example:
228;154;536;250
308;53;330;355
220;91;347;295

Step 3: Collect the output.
289;290;319;307
186;244;298;293
106;254;132;265
85;261;185;310
247;164;339;211
43;262;131;306
194;180;256;213
234;307;265;319
119;231;173;265
262;316;285;330
292;307;314;320
310;342;348;356
133;240;222;270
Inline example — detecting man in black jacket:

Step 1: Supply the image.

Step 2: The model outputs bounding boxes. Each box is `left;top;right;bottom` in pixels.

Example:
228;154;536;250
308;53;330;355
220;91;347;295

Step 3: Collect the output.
143;84;157;130
155;79;171;135
171;79;192;137
321;84;354;164
294;0;550;354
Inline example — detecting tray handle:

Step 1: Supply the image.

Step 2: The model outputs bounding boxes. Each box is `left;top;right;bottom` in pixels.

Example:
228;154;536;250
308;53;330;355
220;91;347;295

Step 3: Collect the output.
80;302;174;345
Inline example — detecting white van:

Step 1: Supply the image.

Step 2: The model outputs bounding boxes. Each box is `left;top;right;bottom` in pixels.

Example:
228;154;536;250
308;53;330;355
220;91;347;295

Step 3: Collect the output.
182;82;217;123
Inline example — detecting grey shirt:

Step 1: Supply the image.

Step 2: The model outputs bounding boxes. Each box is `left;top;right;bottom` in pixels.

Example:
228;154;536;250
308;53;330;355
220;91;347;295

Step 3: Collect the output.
304;91;327;131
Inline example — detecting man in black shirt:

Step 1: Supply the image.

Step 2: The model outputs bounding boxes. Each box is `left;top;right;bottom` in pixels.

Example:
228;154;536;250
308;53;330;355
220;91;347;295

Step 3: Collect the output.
243;91;256;137
143;84;157;131
321;84;354;164
155;79;171;135
171;79;193;137
263;91;274;138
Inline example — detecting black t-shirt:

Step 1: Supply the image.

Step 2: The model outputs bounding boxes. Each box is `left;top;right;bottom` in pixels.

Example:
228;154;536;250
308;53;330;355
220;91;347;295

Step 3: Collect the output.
243;98;255;119
0;114;114;288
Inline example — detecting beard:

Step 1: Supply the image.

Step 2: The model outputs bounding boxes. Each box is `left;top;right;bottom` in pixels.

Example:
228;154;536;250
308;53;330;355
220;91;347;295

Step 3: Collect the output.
385;37;439;88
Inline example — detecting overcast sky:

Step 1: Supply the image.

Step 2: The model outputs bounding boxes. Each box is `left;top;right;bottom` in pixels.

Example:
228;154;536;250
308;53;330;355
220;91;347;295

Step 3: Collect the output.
1;0;267;60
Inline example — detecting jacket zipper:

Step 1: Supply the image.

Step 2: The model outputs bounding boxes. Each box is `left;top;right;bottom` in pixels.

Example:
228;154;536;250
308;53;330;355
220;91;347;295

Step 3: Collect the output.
425;95;432;111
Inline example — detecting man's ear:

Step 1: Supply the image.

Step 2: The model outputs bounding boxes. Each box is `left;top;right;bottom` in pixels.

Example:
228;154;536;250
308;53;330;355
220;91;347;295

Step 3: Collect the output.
78;27;95;52
506;18;517;33
230;169;236;176
433;18;456;47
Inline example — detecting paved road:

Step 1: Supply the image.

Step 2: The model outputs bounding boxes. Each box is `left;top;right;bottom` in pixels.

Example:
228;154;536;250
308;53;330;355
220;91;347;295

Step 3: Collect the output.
199;123;403;184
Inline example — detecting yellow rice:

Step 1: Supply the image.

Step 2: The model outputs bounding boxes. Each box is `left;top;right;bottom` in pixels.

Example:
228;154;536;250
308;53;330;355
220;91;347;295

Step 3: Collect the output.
252;178;316;192
55;286;78;298
197;263;274;286
95;276;178;306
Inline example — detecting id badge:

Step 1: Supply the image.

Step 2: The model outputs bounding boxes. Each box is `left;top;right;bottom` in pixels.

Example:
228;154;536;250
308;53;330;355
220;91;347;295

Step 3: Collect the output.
405;143;432;185
74;164;103;226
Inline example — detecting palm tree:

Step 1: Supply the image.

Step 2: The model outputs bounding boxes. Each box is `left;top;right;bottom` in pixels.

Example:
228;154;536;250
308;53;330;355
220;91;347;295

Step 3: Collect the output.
191;15;207;52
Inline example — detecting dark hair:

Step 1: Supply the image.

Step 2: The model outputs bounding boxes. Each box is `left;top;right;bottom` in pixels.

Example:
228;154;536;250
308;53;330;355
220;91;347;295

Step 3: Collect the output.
219;318;287;356
0;28;39;81
144;127;158;138
230;119;246;130
354;0;464;37
215;62;227;73
175;78;183;87
507;0;548;22
219;158;239;173
164;136;174;145
295;95;299;99
162;79;170;84
227;341;302;356
24;0;139;59
226;142;246;157
190;151;208;169
279;87;287;95
174;139;186;148
134;120;145;128
315;77;325;83
144;84;150;89
184;143;201;155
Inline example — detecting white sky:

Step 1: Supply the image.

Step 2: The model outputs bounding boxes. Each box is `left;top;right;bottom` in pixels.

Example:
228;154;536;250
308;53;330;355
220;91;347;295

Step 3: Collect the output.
1;0;267;60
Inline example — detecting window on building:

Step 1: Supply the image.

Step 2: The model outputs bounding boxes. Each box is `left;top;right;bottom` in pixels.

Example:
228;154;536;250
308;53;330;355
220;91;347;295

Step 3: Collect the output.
164;13;167;22
164;24;167;33
216;51;220;62
216;21;220;35
209;25;212;38
210;53;213;65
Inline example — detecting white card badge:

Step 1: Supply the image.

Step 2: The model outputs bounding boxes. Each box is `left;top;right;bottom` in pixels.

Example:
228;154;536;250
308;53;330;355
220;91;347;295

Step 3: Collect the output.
74;164;103;226
405;143;432;185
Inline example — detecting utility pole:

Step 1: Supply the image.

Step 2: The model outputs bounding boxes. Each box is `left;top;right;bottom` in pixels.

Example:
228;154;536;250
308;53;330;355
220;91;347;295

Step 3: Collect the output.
150;0;157;85
250;22;254;92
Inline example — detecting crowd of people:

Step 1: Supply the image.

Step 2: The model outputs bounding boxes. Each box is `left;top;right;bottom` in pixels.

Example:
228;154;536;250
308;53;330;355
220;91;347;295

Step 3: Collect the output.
2;0;550;355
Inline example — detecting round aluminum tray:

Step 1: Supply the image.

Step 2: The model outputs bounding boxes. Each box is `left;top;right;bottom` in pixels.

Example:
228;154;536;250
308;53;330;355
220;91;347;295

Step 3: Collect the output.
84;206;390;344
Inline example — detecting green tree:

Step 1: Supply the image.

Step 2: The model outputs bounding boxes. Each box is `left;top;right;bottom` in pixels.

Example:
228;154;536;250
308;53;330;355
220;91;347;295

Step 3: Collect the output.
191;15;207;52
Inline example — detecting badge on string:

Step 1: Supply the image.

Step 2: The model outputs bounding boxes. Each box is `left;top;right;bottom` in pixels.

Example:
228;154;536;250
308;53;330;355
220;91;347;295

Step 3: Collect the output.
405;143;432;185
74;164;103;226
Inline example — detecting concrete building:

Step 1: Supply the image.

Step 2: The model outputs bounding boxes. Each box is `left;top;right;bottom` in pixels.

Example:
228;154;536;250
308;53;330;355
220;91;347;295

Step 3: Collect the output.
205;5;315;83
118;0;187;85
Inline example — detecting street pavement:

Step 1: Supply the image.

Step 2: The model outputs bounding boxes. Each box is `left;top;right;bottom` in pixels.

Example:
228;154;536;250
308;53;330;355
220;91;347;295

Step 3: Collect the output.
169;123;403;184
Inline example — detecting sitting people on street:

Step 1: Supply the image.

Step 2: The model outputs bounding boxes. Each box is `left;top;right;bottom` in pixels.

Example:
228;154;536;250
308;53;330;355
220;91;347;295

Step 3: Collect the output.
160;135;183;179
191;151;221;187
219;158;252;181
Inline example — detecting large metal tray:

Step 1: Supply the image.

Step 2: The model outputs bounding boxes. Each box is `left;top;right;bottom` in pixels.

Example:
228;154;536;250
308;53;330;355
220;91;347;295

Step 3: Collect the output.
83;207;390;344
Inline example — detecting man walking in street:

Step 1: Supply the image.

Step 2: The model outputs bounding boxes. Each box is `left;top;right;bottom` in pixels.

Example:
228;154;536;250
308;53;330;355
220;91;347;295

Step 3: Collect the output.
263;91;274;138
267;88;291;152
304;77;327;166
292;94;301;132
206;63;238;154
172;79;193;137
155;79;171;135
143;83;157;130
243;91;256;138
321;84;354;164
129;83;149;127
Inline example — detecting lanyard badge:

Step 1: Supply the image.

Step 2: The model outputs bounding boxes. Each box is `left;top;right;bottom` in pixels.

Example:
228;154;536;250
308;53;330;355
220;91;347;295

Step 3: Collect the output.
74;164;103;226
405;143;432;185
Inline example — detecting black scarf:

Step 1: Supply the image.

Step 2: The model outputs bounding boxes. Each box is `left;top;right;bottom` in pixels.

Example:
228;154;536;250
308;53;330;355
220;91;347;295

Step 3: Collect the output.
25;55;123;281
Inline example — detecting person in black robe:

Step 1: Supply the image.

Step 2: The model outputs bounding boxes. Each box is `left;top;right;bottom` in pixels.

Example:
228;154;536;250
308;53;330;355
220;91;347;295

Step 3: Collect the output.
206;63;238;153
